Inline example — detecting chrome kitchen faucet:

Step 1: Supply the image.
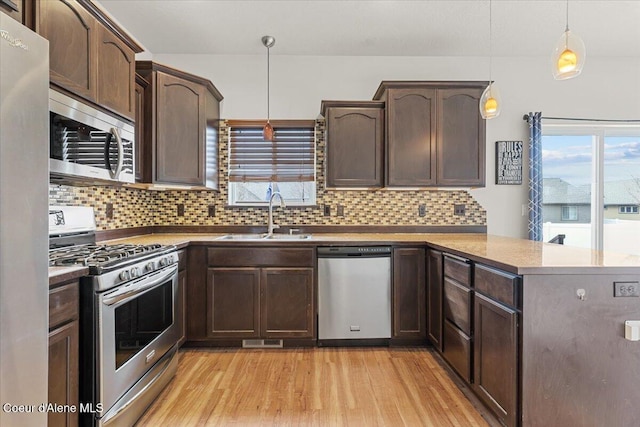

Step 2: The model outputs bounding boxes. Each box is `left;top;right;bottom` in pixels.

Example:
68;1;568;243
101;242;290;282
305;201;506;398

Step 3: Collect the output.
267;191;286;237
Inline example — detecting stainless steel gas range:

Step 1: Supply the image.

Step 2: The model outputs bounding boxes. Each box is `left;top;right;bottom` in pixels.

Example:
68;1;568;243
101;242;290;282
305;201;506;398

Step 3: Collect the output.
49;206;180;426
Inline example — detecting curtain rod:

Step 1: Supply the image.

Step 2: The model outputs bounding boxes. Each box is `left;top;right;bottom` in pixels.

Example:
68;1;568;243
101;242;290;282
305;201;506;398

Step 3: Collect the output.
522;114;640;123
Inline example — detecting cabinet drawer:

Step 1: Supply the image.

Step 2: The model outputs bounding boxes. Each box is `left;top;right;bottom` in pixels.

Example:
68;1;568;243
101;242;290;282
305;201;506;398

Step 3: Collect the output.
475;264;520;308
49;281;79;330
443;277;472;335
443;319;472;383
444;255;471;287
177;249;187;271
208;247;314;267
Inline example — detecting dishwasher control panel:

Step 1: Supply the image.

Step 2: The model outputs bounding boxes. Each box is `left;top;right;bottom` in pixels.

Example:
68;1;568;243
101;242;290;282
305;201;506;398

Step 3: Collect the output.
317;246;392;256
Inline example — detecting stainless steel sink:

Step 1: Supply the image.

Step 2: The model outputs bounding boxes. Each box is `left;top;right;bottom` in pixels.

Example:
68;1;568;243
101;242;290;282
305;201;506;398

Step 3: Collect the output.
216;233;311;240
263;234;311;240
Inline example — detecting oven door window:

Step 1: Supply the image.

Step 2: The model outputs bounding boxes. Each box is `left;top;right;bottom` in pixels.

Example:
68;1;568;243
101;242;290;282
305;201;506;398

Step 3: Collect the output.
114;280;173;369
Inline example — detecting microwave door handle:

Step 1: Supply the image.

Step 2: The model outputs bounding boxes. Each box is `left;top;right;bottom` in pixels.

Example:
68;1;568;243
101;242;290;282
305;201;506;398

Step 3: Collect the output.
105;127;124;179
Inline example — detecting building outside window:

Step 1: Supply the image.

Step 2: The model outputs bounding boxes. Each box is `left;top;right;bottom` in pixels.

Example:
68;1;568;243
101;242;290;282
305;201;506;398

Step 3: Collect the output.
619;205;639;214
561;206;579;221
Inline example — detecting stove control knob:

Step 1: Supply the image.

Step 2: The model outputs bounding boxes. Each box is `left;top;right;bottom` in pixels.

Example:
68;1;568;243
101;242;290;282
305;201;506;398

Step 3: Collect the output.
130;267;139;278
145;261;155;272
159;257;167;267
119;270;130;281
167;256;174;265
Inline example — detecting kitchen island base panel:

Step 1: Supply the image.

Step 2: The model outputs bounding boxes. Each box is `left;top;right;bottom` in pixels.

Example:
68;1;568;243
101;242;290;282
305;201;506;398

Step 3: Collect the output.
522;274;640;427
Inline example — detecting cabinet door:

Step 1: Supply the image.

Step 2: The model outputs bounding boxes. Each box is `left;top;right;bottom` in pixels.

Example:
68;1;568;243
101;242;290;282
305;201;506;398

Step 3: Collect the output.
427;249;443;351
326;107;384;187
156;71;205;185
0;0;23;23
134;76;149;182
392;247;426;339
386;88;436;186
96;23;135;120
261;268;314;338
473;293;518;427
36;0;97;101
436;88;485;186
48;320;79;427
207;268;260;338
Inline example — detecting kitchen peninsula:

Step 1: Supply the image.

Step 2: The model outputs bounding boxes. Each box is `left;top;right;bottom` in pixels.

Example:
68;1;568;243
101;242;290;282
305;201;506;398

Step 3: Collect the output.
82;230;640;427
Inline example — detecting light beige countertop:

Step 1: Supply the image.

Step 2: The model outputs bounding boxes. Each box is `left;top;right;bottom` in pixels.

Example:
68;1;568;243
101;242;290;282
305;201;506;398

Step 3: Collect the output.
101;232;640;275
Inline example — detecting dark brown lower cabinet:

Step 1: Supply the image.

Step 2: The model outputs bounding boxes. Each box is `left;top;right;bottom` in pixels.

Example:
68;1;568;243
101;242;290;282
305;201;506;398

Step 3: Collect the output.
392;247;426;340
473;293;518;427
426;249;443;351
206;265;314;340
261;268;314;338
443;319;472;383
207;268;260;338
48;280;79;427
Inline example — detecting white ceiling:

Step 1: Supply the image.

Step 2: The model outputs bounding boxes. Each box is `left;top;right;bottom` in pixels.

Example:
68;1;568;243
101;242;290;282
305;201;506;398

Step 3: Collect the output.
96;0;640;58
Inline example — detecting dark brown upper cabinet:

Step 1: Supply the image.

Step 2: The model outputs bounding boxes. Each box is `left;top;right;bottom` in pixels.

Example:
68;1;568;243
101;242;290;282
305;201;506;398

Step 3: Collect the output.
34;0;142;120
136;61;223;189
373;81;488;188
1;0;26;24
386;88;437;186
321;101;385;188
437;88;485;186
36;0;97;100
96;23;135;119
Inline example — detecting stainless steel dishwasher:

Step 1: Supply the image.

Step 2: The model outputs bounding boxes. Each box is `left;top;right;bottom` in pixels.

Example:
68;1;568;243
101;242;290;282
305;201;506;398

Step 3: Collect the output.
317;246;392;342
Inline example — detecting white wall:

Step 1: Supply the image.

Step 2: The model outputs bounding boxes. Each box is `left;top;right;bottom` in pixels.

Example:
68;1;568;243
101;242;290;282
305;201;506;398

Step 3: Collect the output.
150;53;640;238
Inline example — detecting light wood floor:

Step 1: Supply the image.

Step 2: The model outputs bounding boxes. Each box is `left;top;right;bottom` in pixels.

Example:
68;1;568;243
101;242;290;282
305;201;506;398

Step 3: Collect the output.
137;347;490;426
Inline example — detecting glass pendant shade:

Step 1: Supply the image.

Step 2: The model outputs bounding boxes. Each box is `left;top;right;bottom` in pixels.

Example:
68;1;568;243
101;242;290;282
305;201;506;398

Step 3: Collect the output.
552;29;585;80
480;83;501;119
262;121;274;141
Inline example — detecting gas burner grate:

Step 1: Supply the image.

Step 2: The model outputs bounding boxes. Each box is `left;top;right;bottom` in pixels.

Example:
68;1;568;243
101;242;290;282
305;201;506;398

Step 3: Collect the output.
49;243;166;268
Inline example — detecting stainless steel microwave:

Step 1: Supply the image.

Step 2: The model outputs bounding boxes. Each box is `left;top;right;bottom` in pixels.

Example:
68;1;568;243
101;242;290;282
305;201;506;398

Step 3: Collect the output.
49;89;135;184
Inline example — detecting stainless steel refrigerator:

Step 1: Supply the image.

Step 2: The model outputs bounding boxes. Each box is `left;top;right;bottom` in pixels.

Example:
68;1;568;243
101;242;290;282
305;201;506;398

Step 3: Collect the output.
0;13;49;427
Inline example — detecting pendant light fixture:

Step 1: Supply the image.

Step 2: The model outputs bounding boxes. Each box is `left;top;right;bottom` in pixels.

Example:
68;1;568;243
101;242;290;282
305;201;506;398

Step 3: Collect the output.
262;35;276;141
479;0;501;119
552;0;585;80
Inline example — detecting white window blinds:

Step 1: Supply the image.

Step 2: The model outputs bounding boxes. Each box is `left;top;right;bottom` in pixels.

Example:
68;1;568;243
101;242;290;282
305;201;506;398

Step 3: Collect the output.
228;121;315;182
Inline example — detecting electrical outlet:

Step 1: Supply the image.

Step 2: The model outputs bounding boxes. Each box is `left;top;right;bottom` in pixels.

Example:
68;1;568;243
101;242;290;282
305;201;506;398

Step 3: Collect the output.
324;205;331;216
454;204;466;216
418;204;426;217
208;205;216;217
177;204;185;217
337;205;344;217
105;203;114;219
614;282;639;297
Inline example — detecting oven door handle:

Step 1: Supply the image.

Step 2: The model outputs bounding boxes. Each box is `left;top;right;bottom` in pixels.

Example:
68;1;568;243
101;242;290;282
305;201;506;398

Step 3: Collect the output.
102;265;178;307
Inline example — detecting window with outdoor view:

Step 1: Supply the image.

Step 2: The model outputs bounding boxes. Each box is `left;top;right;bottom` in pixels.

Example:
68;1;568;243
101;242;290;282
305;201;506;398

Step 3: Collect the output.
227;121;316;206
542;127;640;255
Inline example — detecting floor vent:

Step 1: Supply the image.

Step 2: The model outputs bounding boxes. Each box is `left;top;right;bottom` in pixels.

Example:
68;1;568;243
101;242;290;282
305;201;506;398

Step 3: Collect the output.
242;339;283;349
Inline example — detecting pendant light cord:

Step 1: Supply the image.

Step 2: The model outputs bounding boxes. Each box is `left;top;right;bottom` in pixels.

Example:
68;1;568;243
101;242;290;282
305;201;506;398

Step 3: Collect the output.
565;0;570;32
488;0;493;86
266;45;270;121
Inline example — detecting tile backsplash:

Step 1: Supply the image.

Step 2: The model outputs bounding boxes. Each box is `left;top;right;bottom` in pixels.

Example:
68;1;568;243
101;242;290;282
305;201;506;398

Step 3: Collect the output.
49;120;486;231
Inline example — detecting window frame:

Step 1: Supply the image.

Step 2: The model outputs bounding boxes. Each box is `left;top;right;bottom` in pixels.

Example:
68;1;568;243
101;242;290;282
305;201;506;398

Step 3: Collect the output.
542;123;640;251
226;119;317;207
561;205;579;221
619;205;639;214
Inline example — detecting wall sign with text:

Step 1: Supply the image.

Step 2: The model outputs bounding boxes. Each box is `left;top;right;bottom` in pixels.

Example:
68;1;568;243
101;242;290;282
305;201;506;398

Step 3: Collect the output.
496;141;523;185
